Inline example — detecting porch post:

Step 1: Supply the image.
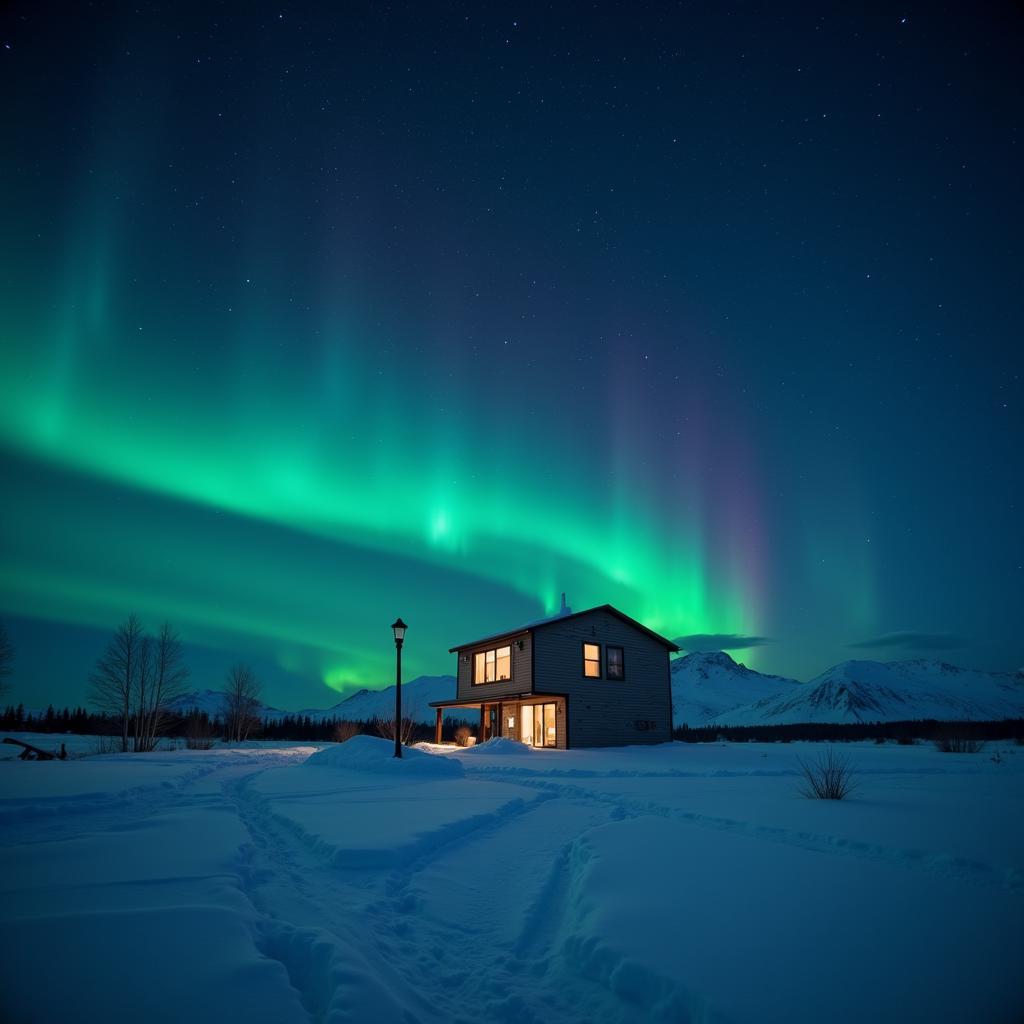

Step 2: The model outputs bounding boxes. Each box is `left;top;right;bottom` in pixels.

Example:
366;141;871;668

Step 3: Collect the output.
479;703;486;743
434;707;442;744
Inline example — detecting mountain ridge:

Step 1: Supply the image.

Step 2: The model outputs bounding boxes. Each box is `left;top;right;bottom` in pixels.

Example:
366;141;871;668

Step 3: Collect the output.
167;674;457;725
167;654;1024;728
683;653;1024;726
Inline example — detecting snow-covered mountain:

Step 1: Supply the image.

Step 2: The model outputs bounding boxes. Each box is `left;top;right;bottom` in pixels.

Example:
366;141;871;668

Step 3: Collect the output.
168;675;457;724
712;659;1024;726
170;657;1024;730
671;651;801;724
167;689;245;720
323;675;456;723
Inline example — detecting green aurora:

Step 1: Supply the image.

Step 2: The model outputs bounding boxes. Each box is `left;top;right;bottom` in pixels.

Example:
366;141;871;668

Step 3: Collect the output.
2;5;1019;708
1;289;762;693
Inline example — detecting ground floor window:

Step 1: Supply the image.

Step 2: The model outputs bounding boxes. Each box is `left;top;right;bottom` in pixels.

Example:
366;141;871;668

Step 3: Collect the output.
520;702;557;748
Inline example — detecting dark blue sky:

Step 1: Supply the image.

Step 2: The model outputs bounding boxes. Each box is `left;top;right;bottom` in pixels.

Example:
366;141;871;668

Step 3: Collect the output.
1;4;1021;709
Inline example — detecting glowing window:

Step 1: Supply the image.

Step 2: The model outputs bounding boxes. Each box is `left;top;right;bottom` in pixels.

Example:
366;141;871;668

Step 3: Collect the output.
521;703;557;747
583;643;601;678
606;645;624;680
496;646;511;680
473;645;513;684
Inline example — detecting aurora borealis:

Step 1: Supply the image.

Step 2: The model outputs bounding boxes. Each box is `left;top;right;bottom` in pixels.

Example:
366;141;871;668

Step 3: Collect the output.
2;5;1021;708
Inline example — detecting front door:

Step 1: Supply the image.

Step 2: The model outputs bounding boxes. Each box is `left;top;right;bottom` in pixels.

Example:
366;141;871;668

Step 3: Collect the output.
487;705;499;741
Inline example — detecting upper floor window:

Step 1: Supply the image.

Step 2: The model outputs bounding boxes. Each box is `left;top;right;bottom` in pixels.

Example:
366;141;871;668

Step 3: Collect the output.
474;645;512;684
583;643;601;678
606;645;625;680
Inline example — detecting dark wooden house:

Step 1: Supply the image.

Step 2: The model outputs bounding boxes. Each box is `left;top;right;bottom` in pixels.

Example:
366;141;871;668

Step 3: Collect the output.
429;602;678;749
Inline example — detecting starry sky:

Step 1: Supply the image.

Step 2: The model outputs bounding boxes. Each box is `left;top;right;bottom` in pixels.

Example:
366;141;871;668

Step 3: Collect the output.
1;4;1021;709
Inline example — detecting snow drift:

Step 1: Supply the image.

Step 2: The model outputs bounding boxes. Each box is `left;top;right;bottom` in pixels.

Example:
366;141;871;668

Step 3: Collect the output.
459;737;533;756
304;735;463;776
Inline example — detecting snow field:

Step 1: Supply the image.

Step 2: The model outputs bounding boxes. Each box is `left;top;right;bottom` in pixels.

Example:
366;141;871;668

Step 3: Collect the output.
0;737;1021;1022
250;741;544;868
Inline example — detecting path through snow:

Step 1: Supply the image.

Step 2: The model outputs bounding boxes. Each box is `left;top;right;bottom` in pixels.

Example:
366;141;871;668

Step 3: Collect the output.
1;739;1021;1023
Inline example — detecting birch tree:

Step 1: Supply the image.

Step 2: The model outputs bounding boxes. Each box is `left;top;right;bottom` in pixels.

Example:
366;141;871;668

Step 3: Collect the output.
90;616;190;753
223;663;262;743
89;614;145;753
136;623;189;752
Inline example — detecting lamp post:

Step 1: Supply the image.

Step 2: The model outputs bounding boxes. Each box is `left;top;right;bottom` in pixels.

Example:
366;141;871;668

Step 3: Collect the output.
391;618;407;759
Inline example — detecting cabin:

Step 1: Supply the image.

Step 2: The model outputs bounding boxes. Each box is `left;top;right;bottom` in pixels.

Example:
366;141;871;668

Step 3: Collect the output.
429;601;678;749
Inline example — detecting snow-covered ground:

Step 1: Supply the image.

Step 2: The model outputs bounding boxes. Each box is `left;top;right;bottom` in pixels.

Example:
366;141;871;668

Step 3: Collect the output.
1;737;1021;1023
0;731;115;759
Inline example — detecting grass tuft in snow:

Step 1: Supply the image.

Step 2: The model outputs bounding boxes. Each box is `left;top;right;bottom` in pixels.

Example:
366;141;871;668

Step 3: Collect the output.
933;735;985;754
796;747;857;800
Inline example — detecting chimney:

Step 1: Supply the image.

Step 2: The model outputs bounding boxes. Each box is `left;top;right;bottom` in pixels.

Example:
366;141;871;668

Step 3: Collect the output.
560;592;567;613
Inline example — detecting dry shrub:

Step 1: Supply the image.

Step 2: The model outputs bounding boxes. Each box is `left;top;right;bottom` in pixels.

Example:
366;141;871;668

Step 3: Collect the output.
185;716;215;750
796;747;857;800
374;714;418;746
333;720;361;743
933;735;985;754
454;725;472;747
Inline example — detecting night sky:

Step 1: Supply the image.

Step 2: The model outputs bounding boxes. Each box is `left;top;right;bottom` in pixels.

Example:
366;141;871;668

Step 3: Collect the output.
2;4;1021;709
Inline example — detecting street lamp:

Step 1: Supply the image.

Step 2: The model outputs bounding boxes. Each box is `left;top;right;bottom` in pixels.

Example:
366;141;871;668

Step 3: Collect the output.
391;618;408;759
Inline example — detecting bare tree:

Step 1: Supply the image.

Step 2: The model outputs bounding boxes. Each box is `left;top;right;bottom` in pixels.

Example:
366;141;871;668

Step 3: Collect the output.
0;621;12;700
223;663;262;743
132;634;154;753
90;614;145;753
136;623;190;752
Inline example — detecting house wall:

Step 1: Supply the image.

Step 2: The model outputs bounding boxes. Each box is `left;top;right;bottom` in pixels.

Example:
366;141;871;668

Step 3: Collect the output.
532;608;672;747
454;631;532;701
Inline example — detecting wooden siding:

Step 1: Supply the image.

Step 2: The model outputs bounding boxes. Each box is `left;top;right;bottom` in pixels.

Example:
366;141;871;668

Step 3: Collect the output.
532;608;671;747
455;631;532;701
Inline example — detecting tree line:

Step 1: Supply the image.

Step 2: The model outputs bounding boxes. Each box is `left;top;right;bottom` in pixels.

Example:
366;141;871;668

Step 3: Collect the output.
0;705;471;745
1;615;473;747
673;718;1024;743
0;614;267;750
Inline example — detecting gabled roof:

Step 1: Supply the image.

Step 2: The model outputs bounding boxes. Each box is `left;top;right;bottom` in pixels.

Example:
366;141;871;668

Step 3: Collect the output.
449;604;680;653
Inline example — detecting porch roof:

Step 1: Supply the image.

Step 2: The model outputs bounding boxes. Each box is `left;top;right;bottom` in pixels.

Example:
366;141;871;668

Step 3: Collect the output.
429;692;566;709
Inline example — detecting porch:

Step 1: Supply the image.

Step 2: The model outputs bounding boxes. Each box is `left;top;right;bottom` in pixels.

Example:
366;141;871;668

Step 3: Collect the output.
429;694;568;749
